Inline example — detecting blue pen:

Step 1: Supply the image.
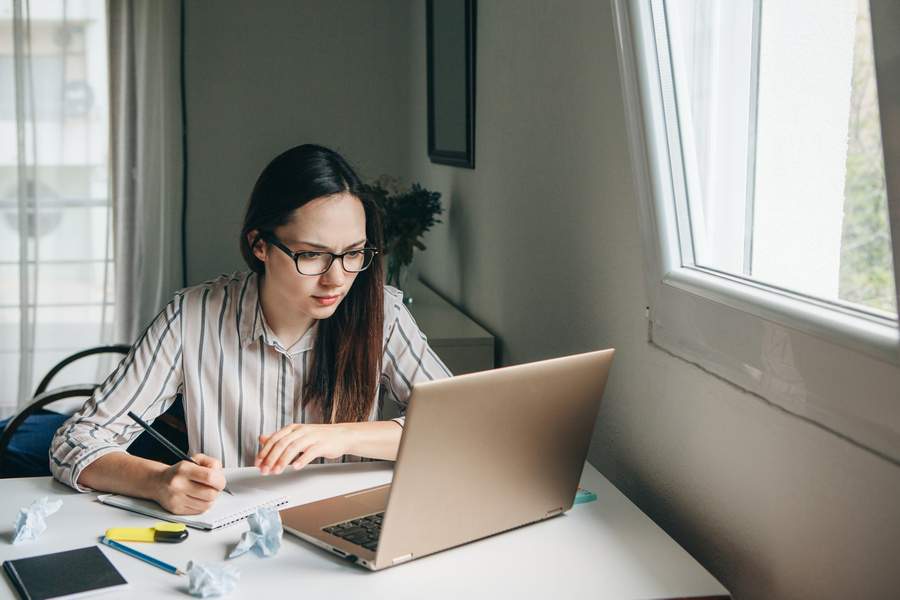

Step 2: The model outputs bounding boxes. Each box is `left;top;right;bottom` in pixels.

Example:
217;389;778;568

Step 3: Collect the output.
100;536;186;576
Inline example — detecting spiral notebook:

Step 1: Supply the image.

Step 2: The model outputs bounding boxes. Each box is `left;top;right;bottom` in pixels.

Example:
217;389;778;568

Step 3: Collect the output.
96;484;288;530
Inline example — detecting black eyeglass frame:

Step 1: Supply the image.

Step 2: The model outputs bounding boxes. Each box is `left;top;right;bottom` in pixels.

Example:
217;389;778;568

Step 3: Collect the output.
257;232;380;276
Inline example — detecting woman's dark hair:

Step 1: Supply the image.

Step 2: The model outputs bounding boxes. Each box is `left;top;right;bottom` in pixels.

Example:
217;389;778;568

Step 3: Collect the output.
240;144;384;424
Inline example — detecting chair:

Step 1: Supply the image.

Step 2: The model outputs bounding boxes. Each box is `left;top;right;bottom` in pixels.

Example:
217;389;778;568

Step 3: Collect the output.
0;345;188;478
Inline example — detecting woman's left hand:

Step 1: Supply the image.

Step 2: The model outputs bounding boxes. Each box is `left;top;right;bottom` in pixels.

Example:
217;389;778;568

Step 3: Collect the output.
255;424;354;474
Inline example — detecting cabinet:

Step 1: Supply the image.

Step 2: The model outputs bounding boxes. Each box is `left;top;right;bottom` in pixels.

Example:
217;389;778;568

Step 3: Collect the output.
404;279;495;376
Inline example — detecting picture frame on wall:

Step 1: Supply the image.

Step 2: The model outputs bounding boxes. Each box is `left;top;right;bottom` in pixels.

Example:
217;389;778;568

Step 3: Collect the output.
427;0;476;169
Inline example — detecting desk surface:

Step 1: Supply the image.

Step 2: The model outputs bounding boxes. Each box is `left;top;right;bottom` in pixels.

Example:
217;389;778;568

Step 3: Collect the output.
0;463;728;599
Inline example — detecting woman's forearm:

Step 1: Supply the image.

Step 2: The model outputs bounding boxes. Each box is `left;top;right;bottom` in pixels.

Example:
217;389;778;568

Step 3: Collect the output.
77;453;167;500
341;420;404;461
80;452;228;515
257;420;405;473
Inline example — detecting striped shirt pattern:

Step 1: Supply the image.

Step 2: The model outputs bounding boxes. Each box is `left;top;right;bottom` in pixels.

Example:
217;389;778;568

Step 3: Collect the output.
50;271;452;492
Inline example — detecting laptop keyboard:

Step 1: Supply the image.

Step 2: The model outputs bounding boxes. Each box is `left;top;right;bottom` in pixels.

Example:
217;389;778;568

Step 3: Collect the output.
323;512;384;551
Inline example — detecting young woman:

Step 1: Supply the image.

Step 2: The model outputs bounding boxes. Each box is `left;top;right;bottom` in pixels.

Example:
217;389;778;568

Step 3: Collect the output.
50;144;451;515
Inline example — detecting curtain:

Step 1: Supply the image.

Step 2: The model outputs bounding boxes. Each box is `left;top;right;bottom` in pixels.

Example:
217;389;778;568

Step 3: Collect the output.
108;0;184;344
0;0;184;418
1;0;115;417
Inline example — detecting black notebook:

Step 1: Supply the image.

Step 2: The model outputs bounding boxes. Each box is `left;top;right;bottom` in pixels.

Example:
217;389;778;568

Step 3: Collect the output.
3;545;128;600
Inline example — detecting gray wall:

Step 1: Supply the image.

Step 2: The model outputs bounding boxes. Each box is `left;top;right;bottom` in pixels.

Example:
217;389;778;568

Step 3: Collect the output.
184;0;413;282
406;1;900;599
183;1;900;598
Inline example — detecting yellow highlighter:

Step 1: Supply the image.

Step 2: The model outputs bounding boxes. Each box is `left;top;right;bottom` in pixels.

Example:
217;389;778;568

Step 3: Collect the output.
104;522;189;543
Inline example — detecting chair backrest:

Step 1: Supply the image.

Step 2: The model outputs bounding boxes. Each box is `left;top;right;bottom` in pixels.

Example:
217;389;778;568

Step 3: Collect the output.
33;344;131;396
0;385;98;472
1;345;129;474
1;345;190;477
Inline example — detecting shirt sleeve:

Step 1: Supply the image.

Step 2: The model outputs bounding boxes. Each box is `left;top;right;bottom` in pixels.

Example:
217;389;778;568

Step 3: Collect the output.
380;287;453;427
49;294;185;492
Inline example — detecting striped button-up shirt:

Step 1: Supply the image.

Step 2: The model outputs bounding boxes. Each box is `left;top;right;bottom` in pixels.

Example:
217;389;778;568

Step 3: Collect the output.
50;271;452;491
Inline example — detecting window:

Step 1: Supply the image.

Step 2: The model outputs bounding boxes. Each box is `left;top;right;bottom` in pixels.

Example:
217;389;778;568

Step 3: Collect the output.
614;0;900;462
0;1;113;414
663;0;895;317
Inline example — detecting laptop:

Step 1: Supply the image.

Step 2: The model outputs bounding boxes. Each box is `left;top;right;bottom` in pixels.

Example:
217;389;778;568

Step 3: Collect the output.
280;348;615;570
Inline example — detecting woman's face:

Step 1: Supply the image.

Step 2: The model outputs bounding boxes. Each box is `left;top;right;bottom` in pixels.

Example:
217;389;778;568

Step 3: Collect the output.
252;191;368;322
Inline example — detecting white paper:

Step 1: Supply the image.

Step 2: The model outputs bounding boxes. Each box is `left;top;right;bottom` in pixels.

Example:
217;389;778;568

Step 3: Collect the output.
96;483;288;530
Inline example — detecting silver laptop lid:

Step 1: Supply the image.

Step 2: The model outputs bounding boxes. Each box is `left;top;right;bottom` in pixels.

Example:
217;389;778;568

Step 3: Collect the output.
373;348;615;569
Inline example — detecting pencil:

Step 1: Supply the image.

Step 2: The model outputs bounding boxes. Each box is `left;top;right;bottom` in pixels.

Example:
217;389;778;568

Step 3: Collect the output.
100;535;185;576
126;411;234;495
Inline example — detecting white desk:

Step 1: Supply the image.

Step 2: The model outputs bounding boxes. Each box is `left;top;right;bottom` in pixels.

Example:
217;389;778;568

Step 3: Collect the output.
0;463;728;599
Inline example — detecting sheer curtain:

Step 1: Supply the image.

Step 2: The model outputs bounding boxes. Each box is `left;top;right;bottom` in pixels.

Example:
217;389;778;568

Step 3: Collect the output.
108;0;183;345
1;0;184;418
1;0;114;417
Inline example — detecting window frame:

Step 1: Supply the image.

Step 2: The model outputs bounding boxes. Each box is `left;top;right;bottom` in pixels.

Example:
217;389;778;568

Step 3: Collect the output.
612;0;900;464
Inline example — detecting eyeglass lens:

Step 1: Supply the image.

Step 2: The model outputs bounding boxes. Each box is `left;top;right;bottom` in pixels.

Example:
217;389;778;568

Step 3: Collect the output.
296;250;375;275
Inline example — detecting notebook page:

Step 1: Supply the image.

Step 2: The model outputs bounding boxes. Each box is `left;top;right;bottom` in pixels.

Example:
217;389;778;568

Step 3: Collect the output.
97;481;288;529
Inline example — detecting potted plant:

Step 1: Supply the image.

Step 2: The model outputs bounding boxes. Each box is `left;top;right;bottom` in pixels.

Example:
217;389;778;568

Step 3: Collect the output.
362;176;443;303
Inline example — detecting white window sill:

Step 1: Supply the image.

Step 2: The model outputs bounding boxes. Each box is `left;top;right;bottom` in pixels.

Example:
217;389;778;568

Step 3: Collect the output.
651;272;900;464
664;266;899;366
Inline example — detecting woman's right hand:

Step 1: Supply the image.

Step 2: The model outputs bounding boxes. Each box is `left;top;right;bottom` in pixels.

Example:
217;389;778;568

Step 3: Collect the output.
153;453;227;515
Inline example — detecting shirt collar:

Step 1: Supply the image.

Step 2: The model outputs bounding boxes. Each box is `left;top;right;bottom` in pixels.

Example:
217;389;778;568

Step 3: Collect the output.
238;272;317;354
238;272;261;349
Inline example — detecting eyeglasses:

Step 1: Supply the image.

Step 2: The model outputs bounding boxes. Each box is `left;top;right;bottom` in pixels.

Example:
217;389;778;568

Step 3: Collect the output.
259;232;379;276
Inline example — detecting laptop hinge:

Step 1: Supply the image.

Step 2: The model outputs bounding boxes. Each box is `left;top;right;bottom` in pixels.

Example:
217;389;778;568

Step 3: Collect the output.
391;553;413;565
545;507;564;518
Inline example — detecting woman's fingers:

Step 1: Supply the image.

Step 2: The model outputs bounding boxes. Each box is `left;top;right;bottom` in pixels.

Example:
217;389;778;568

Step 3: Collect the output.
259;429;310;474
269;436;316;474
255;425;299;466
180;498;211;515
181;460;226;491
185;480;220;502
291;443;323;471
185;490;217;510
192;453;223;470
158;457;226;515
255;425;351;474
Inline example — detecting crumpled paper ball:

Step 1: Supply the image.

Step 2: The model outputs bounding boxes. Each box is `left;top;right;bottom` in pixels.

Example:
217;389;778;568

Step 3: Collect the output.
186;561;240;597
12;496;63;544
227;506;283;559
